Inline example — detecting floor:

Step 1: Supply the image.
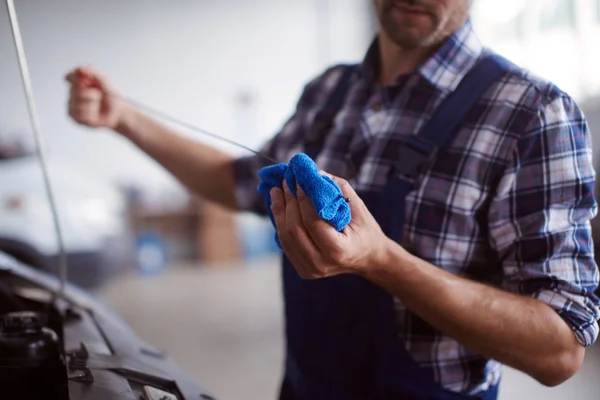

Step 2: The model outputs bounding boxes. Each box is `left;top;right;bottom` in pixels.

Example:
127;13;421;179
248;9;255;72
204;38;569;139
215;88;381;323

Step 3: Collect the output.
95;257;600;400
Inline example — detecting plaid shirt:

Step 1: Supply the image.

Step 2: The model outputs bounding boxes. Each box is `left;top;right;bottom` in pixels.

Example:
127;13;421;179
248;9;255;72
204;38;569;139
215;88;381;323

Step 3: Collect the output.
233;20;600;395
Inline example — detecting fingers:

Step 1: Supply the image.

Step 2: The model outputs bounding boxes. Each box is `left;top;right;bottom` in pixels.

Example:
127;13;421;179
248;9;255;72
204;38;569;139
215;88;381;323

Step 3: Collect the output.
271;182;321;279
68;104;98;126
270;187;286;232
68;66;111;89
295;183;346;260
67;84;101;122
319;171;368;222
282;180;317;251
69;85;101;103
319;171;356;201
65;65;117;127
66;67;102;105
65;71;76;84
65;65;114;96
296;184;323;231
65;67;89;87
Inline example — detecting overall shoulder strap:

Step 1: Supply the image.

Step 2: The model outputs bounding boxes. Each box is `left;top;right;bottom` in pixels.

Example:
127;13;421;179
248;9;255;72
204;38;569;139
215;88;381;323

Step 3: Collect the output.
379;54;514;243
305;65;356;160
394;54;514;177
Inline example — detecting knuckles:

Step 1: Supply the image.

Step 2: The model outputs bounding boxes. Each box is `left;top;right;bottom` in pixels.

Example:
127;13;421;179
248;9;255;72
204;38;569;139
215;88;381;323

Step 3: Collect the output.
269;191;284;213
337;178;349;188
283;187;295;202
305;218;321;232
297;190;311;205
337;178;351;194
284;226;304;240
295;266;327;281
270;201;283;215
296;270;312;280
326;247;349;267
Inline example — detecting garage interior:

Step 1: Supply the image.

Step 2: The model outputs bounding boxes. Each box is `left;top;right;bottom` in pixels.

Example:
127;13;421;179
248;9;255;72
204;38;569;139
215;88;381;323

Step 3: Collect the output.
3;1;600;399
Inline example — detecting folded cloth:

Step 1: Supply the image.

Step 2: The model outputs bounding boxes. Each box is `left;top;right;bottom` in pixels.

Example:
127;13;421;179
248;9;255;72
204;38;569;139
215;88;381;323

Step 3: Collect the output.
257;153;351;248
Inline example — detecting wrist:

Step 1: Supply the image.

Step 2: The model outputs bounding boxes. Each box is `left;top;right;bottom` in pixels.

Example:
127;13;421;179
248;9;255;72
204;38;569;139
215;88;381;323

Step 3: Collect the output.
357;237;407;279
115;103;142;142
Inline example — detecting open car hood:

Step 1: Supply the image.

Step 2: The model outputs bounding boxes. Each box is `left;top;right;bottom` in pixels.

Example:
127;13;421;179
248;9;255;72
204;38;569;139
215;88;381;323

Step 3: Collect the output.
0;252;215;400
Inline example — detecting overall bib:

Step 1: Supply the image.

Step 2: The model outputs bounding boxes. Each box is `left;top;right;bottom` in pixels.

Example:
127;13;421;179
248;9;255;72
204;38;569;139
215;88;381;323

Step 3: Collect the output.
280;55;512;400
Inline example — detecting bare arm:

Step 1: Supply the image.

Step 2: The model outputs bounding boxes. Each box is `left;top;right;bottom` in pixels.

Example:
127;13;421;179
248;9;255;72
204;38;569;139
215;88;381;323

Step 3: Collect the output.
363;243;583;387
66;66;238;210
115;105;237;209
271;169;593;388
332;93;597;386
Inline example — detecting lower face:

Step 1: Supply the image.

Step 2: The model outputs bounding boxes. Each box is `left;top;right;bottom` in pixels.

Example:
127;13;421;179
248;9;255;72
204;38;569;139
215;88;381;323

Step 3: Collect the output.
376;0;467;49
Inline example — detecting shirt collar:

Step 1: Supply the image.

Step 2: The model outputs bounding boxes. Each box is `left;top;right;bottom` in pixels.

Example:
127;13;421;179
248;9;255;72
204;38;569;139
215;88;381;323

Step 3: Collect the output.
361;18;484;94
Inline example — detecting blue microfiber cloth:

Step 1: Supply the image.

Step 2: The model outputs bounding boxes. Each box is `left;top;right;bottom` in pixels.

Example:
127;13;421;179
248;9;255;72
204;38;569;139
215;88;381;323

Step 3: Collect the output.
257;153;351;248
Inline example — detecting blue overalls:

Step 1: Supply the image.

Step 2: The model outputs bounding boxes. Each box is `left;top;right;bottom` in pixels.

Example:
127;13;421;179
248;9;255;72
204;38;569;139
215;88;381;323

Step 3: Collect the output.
278;54;513;400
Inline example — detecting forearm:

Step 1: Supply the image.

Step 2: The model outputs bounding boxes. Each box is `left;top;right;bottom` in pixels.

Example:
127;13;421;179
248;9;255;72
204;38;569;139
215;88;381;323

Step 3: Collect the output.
116;105;238;210
364;240;584;386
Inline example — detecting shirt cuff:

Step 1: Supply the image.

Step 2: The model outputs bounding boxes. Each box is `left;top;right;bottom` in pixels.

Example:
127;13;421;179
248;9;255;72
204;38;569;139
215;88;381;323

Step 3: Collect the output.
233;156;267;216
535;289;600;347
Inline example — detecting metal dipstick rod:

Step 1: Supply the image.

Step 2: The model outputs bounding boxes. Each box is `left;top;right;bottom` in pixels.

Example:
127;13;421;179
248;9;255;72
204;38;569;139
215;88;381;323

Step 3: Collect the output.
78;71;279;164
112;92;280;165
5;0;68;300
76;71;280;164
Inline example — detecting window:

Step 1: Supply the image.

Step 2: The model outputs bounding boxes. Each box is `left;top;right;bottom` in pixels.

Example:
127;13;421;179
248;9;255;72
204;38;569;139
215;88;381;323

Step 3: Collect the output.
491;11;526;43
539;0;576;31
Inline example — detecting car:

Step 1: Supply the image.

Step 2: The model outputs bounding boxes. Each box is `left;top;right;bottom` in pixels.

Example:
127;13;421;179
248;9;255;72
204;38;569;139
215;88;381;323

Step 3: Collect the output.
0;144;132;288
0;250;215;399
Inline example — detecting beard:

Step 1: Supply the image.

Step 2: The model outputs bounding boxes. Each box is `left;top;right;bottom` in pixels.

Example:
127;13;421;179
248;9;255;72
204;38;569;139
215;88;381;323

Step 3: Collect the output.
378;0;448;49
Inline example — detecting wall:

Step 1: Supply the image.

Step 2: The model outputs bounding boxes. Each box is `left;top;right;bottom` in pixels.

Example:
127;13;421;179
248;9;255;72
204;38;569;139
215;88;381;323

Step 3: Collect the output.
471;0;600;103
0;0;372;194
6;0;600;193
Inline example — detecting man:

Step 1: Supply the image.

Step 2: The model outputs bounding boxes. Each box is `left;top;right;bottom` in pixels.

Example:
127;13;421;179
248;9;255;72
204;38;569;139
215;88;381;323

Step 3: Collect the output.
66;0;600;399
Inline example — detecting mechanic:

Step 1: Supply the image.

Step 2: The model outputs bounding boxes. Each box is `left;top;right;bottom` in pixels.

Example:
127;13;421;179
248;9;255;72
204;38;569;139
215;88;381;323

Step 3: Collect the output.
65;0;600;399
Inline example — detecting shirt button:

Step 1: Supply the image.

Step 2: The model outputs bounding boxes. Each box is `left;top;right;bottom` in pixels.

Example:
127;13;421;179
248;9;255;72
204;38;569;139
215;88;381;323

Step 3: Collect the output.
371;102;384;112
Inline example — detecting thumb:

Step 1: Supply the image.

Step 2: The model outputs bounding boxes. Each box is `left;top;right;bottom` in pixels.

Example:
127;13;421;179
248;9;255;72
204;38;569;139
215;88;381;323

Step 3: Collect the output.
76;67;101;89
65;70;77;84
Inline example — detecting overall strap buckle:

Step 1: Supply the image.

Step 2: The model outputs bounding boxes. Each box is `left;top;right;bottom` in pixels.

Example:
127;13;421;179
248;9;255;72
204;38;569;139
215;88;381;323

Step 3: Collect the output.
394;136;437;177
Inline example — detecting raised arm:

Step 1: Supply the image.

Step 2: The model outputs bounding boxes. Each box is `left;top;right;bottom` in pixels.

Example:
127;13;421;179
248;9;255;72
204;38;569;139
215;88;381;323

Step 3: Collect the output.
65;66;237;210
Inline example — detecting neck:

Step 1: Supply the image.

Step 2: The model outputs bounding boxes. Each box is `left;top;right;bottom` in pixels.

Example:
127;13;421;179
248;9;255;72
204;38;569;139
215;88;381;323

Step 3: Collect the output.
377;34;440;86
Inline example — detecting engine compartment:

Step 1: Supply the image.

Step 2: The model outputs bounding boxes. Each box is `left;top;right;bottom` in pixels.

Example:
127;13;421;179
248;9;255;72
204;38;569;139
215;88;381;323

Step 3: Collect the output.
0;287;68;399
0;254;215;400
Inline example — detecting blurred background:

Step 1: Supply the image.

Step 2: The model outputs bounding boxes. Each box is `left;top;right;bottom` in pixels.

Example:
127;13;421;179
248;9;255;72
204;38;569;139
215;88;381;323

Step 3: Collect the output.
1;0;600;399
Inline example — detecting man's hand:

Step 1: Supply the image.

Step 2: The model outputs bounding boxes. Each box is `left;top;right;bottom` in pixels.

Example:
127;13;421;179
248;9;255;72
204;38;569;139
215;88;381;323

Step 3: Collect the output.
65;66;129;131
270;172;392;279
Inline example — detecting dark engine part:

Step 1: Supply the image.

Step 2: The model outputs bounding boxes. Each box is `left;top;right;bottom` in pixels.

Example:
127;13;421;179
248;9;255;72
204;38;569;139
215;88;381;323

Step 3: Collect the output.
0;311;68;399
0;252;216;400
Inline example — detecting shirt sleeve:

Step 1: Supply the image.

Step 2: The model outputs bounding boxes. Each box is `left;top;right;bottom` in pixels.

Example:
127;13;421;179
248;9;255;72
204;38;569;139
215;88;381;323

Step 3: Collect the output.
232;65;350;216
232;116;304;216
487;91;600;347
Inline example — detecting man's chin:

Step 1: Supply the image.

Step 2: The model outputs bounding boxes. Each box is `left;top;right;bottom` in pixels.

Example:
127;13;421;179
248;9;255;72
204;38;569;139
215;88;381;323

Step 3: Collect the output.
386;30;433;49
381;14;439;49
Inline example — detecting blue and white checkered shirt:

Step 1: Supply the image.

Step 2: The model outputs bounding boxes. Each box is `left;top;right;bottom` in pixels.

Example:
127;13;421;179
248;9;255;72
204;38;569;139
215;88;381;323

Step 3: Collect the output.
234;20;600;395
